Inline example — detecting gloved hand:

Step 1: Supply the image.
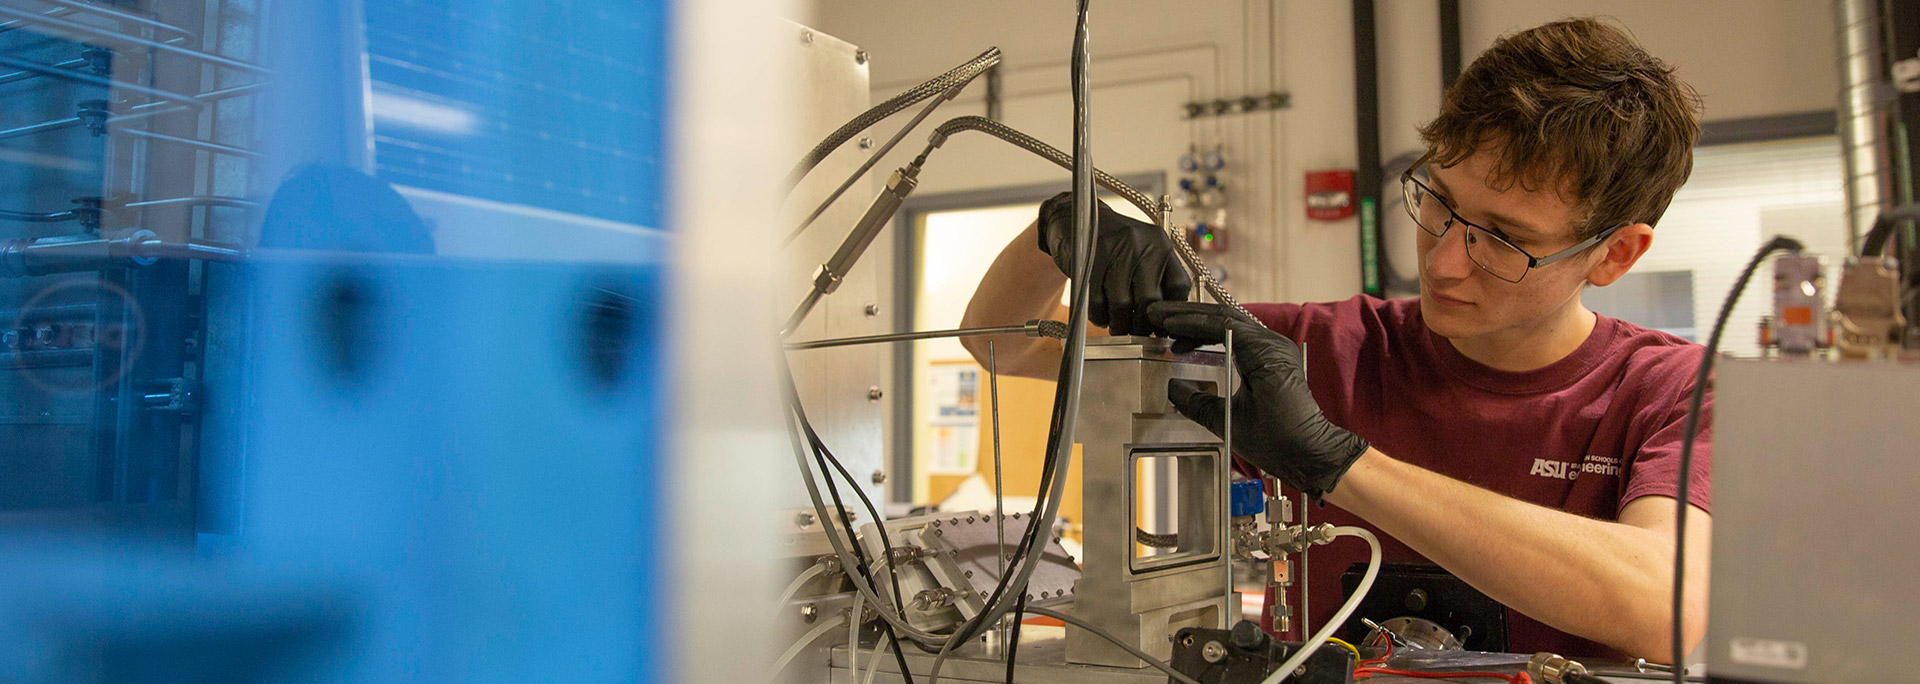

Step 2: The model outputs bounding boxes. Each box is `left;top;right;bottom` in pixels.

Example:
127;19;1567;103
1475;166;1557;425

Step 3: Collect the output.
1037;191;1193;336
1146;301;1370;500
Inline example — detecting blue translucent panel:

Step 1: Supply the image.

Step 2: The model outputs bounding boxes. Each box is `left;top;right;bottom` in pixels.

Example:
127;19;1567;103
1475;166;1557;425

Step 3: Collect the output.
362;0;670;229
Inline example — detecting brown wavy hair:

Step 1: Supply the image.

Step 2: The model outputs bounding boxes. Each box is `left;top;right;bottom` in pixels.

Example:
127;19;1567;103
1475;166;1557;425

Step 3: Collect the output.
1418;17;1703;238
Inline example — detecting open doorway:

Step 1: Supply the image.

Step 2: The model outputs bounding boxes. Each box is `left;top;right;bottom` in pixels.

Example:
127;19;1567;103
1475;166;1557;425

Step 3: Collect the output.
890;176;1161;542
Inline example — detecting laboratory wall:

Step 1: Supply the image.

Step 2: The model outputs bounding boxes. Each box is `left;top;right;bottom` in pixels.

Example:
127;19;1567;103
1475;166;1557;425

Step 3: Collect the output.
815;0;1841;306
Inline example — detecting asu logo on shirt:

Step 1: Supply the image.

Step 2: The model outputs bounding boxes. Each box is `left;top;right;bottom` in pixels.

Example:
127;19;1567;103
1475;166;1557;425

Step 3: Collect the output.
1529;458;1577;480
1529;455;1623;481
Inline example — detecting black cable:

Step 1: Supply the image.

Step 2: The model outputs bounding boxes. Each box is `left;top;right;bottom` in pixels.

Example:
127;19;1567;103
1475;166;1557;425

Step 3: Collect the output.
1003;592;1027;683
1858;203;1920;257
999;1;1092;674
1669;235;1802;681
771;344;916;672
789;376;920;684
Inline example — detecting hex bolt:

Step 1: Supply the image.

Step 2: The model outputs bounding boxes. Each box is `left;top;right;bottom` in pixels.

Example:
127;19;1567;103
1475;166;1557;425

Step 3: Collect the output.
800;604;818;623
871;469;887;485
1201;641;1228;663
1405;588;1429;612
76;100;110;136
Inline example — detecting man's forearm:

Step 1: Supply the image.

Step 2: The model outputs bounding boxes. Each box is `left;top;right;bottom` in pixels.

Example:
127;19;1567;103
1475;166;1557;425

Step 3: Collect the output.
959;220;1071;379
1325;448;1709;660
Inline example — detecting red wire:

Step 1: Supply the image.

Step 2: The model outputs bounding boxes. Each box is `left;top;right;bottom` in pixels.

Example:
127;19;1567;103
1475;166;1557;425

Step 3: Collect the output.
1353;667;1531;684
1361;633;1394;666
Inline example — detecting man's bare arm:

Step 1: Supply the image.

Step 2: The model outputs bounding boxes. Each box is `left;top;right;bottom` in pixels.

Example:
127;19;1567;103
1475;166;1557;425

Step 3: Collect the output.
1326;449;1710;662
959;220;1075;379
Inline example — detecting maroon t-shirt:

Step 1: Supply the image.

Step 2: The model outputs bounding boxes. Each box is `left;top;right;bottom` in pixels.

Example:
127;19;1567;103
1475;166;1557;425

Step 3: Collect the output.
1245;295;1712;658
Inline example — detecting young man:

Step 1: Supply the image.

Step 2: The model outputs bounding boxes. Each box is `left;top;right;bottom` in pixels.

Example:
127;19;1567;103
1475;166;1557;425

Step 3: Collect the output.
959;18;1709;661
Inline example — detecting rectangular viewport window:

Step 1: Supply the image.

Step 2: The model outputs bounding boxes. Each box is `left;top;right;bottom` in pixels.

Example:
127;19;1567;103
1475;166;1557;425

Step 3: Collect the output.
1129;447;1219;573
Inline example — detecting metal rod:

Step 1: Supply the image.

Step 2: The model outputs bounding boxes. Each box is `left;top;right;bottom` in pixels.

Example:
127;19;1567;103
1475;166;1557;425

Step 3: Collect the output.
0;116;82;140
38;0;197;41
124;195;257;210
133;239;244;262
783;83;961;247
1;303;96;321
0;81;266;141
119;128;259;158
0;348;92;368
0;53;203;107
0;5;72;34
0;5;267;75
0;209;80;223
989;339;1005;581
784;322;1036;351
0;56;85;86
1223;325;1235;622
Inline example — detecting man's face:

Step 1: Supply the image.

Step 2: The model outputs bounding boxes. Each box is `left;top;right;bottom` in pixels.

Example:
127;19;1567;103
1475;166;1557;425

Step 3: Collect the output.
1414;149;1603;341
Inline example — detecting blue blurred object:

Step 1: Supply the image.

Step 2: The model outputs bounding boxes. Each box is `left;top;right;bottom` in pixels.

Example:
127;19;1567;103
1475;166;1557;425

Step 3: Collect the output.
1230;478;1265;519
1;0;679;680
258;165;435;253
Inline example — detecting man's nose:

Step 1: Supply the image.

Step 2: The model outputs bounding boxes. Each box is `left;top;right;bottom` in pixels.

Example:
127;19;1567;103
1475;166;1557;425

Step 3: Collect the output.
1424;223;1476;281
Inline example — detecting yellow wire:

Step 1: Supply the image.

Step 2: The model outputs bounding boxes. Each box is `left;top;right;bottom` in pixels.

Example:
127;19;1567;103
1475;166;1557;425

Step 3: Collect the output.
1326;637;1363;663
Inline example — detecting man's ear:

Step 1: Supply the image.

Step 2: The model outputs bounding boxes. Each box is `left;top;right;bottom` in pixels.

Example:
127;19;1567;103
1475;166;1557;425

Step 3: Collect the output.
1586;223;1654;287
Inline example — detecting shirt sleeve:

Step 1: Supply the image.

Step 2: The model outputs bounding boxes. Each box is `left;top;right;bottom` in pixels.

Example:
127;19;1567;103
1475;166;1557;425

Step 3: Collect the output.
1620;373;1713;515
1241;302;1307;339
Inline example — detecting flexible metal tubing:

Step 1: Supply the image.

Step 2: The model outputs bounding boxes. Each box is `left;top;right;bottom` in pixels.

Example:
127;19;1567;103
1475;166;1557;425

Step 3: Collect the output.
925;115;1253;321
781;47;1000;194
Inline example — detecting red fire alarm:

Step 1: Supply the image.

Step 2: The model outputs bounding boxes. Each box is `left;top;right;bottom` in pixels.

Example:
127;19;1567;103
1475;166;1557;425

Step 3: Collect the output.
1305;170;1355;221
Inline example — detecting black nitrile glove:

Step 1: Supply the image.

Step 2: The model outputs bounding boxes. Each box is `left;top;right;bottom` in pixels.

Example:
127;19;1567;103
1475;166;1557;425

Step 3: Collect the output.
1037;191;1193;336
1147;301;1370;500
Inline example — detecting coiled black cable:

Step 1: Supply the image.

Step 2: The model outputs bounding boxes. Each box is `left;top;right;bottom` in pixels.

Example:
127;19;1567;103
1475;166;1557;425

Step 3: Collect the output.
1669;235;1803;681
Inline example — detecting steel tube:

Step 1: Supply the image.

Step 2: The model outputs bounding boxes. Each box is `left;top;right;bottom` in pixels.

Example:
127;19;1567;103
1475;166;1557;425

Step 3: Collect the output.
784;322;1036;351
0;5;72;34
124;195;257;210
0;81;266;142
119;128;259;158
38;0;197;41
0;5;267;75
0;56;86;86
0;348;92;369
0;53;203;106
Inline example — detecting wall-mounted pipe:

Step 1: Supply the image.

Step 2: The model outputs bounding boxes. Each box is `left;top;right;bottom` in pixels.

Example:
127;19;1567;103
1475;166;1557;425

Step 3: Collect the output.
1835;0;1898;253
1353;0;1384;297
1438;0;1462;91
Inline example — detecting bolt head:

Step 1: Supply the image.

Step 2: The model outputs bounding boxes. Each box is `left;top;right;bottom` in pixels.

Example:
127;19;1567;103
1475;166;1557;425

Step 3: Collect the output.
800;29;814;44
1201;641;1228;663
800;604;819;623
871;469;887;485
864;303;881;316
858;137;874;150
855;49;869;65
868;386;884;402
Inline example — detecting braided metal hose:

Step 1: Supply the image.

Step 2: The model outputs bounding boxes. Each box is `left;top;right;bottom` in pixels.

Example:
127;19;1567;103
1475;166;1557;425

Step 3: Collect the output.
926;115;1253;321
782;47;1001;193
